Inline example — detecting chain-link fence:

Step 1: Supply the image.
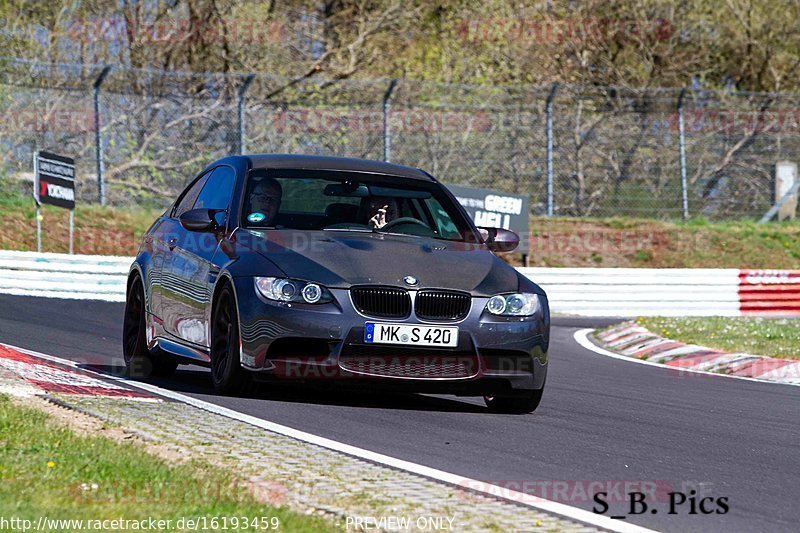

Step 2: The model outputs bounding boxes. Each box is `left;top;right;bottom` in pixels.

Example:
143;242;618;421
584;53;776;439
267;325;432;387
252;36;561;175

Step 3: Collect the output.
1;56;798;219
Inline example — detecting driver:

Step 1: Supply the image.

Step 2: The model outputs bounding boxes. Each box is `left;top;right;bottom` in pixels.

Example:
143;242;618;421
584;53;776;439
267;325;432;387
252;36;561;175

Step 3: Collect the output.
248;178;283;225
361;196;400;229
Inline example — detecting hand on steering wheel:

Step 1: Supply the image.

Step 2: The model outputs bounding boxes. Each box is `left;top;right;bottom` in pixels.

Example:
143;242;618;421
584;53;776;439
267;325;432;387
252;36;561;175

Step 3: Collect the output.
368;205;389;229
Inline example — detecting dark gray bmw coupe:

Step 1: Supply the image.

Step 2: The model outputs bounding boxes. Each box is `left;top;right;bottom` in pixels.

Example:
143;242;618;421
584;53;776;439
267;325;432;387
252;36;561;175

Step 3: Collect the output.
124;155;549;413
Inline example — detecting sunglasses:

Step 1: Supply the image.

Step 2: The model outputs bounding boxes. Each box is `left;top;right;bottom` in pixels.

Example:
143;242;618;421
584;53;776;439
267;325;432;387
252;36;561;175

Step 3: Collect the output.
250;192;280;203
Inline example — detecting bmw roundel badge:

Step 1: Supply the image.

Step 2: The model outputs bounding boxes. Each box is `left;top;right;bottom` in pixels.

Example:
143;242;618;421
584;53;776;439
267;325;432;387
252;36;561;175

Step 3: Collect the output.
403;275;418;286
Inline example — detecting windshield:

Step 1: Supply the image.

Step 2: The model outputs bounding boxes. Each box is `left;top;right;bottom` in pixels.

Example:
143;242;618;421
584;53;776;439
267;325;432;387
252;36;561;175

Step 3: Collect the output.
241;170;476;242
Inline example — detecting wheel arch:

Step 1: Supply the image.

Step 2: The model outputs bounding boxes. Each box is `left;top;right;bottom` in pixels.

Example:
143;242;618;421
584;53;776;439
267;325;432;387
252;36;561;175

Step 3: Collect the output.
208;272;244;365
127;265;142;288
128;258;155;314
127;264;146;306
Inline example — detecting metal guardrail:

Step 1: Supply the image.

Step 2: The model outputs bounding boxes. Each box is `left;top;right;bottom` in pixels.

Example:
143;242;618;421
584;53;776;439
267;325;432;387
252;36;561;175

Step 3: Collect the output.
519;267;742;317
0;251;798;316
0;250;129;302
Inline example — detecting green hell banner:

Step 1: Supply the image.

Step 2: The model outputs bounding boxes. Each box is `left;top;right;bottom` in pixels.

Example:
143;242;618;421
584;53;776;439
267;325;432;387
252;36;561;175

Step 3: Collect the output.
446;184;529;254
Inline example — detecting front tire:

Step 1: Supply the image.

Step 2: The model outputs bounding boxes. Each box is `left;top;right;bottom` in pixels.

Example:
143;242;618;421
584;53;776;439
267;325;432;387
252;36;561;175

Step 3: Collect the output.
484;386;545;414
123;276;178;378
210;284;251;394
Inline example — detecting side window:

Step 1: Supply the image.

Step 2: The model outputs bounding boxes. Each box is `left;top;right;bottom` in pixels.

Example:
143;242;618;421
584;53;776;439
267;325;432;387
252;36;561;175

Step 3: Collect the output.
194;166;235;211
397;199;413;218
172;172;210;218
424;198;462;239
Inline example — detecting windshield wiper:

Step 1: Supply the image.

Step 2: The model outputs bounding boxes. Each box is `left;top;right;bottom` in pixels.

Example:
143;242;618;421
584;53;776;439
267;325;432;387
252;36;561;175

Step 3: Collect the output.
322;227;372;233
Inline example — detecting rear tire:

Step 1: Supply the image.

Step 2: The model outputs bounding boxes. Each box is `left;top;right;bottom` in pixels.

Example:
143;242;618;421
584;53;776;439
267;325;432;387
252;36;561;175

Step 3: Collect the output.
123;276;178;378
210;284;251;395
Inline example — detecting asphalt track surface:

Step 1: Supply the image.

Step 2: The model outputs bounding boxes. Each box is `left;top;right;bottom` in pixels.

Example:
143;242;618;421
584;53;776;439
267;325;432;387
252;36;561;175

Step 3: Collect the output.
1;293;798;532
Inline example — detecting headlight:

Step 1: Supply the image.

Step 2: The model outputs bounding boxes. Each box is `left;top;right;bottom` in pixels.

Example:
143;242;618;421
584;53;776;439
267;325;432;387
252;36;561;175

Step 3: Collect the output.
301;283;322;303
485;293;541;316
255;277;333;304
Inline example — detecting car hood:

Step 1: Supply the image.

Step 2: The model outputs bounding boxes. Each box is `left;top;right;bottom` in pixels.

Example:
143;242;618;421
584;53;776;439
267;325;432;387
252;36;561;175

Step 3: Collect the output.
237;229;520;296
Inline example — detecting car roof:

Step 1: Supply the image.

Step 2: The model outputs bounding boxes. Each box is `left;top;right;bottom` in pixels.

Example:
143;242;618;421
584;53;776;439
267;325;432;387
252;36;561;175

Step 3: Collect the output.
243;154;434;181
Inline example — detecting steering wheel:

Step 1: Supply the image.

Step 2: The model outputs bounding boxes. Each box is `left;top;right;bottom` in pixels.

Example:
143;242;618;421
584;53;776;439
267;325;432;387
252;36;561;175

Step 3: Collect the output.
379;217;431;232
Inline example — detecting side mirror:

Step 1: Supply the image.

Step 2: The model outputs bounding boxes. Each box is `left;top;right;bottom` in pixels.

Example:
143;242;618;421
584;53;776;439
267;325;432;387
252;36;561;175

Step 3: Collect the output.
179;208;222;232
479;227;519;253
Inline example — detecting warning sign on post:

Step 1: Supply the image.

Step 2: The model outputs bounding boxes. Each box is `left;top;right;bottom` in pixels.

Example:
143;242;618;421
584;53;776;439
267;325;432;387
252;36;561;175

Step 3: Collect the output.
34;151;75;209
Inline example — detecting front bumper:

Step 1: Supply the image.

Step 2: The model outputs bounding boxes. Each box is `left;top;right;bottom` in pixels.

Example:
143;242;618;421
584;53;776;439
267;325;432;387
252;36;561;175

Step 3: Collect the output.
232;278;549;394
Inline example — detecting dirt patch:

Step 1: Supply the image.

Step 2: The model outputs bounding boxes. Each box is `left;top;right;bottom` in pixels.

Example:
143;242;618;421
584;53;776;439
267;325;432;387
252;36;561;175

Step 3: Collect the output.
0;202;158;256
8;392;186;464
504;217;800;268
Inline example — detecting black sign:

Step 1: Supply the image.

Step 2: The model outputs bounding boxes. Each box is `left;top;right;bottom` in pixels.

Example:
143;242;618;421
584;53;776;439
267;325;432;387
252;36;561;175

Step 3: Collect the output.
35;151;75;209
447;184;530;253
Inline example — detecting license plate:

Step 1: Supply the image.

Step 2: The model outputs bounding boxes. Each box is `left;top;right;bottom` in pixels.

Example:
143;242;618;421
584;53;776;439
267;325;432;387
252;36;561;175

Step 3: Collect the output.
364;322;458;347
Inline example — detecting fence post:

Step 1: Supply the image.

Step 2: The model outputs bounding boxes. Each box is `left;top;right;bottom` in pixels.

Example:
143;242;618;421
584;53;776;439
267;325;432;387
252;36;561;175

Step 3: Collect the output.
545;83;559;217
238;74;255;154
33;150;41;253
93;66;111;205
678;88;689;220
383;79;398;162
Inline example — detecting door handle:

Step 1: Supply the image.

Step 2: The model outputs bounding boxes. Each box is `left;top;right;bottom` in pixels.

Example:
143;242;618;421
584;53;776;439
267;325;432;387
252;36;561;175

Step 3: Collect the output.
167;238;177;250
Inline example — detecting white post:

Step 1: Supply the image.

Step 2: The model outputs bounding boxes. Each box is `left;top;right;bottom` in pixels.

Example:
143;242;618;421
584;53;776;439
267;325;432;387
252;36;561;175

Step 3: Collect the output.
33;151;41;253
678;89;689;220
383;79;398;162
69;210;74;255
36;206;41;253
238;74;255;154
545;84;558;217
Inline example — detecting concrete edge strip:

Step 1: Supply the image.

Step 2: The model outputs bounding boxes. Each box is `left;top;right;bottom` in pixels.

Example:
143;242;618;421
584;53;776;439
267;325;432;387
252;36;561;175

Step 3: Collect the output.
4;343;653;533
0;345;156;399
0;288;125;302
596;322;800;382
573;329;800;388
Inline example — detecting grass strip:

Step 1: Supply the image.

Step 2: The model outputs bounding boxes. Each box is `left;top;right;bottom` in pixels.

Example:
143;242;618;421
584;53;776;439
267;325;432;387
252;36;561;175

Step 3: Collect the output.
0;394;333;532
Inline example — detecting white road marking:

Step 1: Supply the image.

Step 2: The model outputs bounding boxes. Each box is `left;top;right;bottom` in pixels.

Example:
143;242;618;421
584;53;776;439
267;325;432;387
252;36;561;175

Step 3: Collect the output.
4;343;653;533
573;329;800;388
